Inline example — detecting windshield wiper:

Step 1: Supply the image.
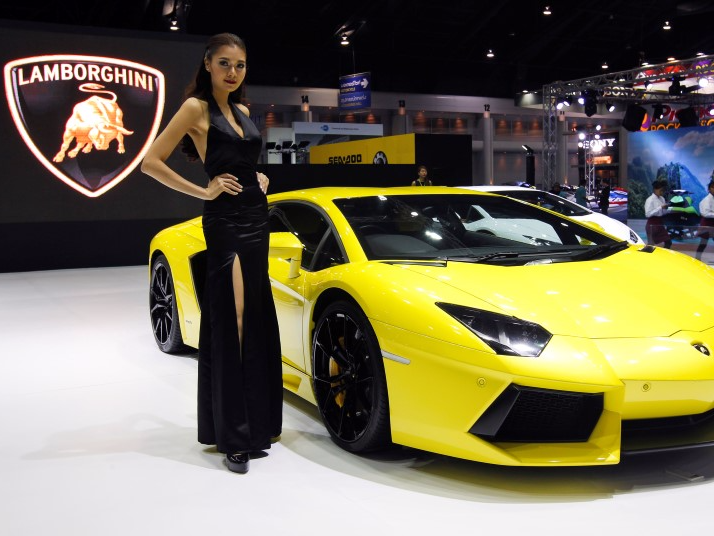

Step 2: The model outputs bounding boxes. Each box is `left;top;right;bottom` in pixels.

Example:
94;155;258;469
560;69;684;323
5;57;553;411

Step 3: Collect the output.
573;240;628;261
444;247;586;264
442;252;524;263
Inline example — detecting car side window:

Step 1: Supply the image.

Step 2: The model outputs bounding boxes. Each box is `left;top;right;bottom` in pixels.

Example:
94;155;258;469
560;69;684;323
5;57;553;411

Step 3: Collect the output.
269;203;345;270
312;231;345;271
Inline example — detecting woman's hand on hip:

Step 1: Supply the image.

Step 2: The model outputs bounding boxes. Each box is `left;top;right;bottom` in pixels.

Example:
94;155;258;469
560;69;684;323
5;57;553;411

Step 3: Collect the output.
205;173;242;199
258;172;269;194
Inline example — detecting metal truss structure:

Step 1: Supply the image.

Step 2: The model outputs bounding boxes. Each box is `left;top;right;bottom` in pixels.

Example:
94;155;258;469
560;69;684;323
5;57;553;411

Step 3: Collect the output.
542;55;714;189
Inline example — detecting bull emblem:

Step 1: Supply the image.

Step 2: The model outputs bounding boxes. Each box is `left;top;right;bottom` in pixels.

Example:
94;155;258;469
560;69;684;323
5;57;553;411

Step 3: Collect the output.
53;83;134;162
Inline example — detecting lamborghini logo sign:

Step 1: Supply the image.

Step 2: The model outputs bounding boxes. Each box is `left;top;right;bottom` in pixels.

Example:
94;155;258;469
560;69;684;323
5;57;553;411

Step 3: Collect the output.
4;55;165;197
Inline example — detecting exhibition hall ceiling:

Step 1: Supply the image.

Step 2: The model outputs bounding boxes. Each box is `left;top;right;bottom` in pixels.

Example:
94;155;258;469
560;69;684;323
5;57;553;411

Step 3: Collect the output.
1;0;713;99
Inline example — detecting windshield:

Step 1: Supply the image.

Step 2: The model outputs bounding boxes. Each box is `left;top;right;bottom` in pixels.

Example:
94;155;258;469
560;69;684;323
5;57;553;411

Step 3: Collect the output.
334;194;622;265
502;189;591;217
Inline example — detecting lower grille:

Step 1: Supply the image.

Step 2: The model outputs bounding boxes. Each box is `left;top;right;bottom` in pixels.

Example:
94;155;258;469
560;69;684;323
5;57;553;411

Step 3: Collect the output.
470;384;603;442
623;407;714;433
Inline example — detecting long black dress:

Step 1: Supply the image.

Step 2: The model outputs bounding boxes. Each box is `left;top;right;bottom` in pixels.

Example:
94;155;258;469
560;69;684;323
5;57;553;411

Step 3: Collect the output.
197;94;282;455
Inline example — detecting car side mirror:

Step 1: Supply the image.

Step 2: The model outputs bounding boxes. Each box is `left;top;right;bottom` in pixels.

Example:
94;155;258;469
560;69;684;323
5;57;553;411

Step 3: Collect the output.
269;232;303;278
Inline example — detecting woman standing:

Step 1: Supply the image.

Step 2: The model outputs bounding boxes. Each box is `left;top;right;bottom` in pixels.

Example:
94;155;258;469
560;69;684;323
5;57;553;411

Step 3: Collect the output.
695;180;714;261
141;33;282;474
411;165;432;186
644;180;672;249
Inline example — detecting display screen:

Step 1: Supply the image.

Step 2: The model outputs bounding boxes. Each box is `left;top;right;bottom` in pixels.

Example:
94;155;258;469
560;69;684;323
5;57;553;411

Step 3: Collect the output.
627;124;714;220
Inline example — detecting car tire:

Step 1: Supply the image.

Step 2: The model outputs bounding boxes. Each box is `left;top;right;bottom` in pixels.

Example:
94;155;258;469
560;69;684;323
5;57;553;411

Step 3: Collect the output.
150;254;188;354
312;300;391;453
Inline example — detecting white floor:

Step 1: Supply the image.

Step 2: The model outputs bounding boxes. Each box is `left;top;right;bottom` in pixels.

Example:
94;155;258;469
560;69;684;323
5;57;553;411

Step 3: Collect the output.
2;266;714;535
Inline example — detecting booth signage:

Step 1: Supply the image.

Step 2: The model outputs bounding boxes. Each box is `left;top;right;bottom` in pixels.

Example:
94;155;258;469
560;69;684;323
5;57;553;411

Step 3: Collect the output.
339;72;371;113
4;54;165;197
582;138;616;150
292;122;383;136
310;133;416;165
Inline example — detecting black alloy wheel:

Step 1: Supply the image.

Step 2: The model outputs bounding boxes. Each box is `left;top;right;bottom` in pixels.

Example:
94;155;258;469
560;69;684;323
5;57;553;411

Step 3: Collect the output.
150;254;187;353
312;300;391;453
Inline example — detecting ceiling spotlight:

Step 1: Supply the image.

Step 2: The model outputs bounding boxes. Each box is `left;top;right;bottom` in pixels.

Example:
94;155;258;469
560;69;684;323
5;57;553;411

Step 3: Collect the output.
669;75;701;96
169;15;179;31
486;49;495;58
653;103;664;119
601;61;609;69
663;21;671;30
676;107;699;128
709;105;714;116
669;77;682;95
581;89;598;117
340;34;350;46
543;6;552;15
555;96;572;110
606;101;615;112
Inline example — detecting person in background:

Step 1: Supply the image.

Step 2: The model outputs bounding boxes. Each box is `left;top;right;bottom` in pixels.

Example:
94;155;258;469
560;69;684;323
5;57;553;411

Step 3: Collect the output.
598;179;611;215
141;33;282;474
411;164;432;186
695;179;714;261
575;179;588;207
644;179;672;249
550;182;568;198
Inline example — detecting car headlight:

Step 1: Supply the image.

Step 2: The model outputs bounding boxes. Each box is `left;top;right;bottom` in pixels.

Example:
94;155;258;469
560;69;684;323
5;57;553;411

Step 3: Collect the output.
436;303;552;357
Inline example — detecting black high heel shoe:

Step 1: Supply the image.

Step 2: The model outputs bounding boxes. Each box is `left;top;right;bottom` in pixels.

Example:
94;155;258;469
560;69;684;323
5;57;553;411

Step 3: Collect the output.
225;453;249;473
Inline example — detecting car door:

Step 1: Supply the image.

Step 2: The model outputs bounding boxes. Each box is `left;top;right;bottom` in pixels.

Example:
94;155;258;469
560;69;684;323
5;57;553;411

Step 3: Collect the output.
268;202;346;372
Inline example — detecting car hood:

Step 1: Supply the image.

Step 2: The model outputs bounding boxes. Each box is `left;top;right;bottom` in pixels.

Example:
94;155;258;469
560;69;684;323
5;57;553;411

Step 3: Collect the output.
398;247;714;338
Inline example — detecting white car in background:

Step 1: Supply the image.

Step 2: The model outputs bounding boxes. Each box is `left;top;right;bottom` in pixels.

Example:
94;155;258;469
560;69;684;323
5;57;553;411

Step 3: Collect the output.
460;185;644;245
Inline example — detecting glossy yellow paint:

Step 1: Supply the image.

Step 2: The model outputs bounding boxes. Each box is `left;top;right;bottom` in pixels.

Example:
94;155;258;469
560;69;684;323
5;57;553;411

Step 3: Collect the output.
149;186;714;466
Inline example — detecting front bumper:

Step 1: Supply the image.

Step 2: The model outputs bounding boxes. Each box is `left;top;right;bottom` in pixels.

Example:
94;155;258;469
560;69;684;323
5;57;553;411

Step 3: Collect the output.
377;322;714;466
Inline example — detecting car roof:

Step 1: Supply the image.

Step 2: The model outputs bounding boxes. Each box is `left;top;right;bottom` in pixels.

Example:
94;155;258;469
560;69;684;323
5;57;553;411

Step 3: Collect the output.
268;186;497;204
460;185;538;193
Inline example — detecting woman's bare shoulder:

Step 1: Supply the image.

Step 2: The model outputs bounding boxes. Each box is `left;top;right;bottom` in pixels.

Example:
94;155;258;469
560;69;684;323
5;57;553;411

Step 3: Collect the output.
237;102;250;117
181;97;208;116
171;97;209;133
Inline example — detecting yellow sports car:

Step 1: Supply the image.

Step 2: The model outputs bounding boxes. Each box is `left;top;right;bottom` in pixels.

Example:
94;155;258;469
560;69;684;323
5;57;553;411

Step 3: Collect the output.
149;186;714;466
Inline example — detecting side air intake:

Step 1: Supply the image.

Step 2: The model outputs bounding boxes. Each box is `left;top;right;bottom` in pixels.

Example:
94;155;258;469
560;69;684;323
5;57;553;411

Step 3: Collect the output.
470;385;603;442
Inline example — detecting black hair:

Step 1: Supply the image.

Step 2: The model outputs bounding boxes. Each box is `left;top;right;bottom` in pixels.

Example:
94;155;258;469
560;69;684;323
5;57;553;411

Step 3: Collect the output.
180;33;247;161
709;179;714;189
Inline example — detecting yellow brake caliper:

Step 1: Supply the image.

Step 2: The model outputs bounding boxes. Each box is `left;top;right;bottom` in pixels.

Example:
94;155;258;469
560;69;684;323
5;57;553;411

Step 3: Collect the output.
329;336;346;407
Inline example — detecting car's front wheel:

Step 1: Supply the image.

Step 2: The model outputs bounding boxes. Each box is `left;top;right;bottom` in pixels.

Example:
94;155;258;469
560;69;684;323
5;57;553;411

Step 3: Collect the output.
311;300;391;453
150;254;187;353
